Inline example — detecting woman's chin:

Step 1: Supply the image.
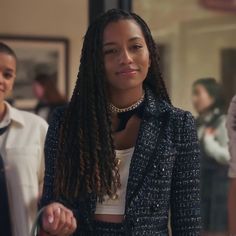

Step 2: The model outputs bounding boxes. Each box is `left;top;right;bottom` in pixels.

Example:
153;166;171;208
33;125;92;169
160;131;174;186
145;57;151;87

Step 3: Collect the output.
109;80;143;91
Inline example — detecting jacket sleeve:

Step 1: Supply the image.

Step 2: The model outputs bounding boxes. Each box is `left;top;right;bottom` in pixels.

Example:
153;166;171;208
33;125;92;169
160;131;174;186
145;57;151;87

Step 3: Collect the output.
40;107;65;208
171;111;201;235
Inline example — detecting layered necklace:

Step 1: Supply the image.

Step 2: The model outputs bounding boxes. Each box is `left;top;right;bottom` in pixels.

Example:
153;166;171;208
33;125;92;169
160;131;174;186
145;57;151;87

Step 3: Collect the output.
109;92;145;113
109;91;145;132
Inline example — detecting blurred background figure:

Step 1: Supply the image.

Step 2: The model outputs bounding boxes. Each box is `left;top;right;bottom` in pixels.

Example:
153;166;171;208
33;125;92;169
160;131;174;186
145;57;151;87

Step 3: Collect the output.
226;95;236;235
192;78;230;236
33;73;67;123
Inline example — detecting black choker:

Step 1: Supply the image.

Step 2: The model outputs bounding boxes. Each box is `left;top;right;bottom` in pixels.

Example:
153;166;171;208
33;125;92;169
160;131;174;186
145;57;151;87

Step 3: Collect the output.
115;101;145;132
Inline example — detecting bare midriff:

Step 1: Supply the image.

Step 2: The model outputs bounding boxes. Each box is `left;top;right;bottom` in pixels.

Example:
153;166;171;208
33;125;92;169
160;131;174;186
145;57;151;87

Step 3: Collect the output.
94;214;124;223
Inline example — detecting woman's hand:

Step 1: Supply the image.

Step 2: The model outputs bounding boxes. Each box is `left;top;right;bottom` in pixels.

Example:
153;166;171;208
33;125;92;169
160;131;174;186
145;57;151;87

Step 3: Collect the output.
41;202;77;236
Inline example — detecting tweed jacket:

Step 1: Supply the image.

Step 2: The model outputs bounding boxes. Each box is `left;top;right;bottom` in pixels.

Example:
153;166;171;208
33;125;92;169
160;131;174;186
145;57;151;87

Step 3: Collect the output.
41;87;201;235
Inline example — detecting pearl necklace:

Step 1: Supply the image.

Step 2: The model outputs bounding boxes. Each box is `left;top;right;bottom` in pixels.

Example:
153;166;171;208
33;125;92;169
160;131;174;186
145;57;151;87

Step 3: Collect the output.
109;92;145;113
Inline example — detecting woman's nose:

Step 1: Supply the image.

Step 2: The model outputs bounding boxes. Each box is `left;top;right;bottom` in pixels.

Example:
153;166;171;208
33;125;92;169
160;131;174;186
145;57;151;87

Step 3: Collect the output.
119;49;133;65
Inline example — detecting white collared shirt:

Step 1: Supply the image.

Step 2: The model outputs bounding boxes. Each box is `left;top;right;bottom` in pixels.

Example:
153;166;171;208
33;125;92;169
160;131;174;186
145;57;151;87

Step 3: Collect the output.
0;102;48;236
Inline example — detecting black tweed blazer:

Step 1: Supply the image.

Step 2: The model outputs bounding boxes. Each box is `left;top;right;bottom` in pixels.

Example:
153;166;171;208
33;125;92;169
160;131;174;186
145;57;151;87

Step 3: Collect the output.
41;87;201;235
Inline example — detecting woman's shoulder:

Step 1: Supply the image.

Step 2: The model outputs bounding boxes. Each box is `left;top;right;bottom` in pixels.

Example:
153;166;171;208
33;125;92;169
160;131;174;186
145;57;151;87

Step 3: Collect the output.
11;105;48;131
48;105;67;127
163;101;195;125
43;107;67;151
45;106;67;144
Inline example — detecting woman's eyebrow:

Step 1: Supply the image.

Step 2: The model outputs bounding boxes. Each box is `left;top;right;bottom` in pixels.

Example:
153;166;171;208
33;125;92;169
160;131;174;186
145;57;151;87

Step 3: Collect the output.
5;68;15;73
103;42;116;47
103;36;143;47
128;36;143;42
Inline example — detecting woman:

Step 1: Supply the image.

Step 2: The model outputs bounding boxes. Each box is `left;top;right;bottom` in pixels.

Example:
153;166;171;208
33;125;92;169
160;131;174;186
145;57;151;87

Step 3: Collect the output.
33;73;67;123
192;78;230;236
226;95;236;235
0;42;48;235
40;9;201;235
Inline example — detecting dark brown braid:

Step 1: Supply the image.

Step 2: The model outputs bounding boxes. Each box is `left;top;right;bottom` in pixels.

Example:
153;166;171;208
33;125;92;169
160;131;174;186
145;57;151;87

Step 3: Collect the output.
53;9;171;202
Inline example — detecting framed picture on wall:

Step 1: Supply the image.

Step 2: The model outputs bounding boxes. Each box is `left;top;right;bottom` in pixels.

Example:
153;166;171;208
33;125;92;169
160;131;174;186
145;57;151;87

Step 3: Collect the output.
0;35;69;110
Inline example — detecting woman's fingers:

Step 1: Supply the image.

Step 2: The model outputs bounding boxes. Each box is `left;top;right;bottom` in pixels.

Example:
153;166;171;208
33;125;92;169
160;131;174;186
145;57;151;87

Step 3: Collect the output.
71;217;77;232
58;212;77;236
43;207;61;234
52;207;62;230
53;209;66;234
42;203;77;235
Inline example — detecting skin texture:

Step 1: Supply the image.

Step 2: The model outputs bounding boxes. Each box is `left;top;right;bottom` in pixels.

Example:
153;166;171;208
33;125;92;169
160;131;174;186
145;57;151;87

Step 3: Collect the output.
0;53;16;121
42;19;151;234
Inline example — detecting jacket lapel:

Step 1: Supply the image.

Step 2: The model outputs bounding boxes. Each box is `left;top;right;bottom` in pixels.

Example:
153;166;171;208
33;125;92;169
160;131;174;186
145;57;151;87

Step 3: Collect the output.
125;88;169;209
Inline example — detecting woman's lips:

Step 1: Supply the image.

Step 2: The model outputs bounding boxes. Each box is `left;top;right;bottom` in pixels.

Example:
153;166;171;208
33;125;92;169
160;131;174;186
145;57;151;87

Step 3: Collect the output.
116;69;138;77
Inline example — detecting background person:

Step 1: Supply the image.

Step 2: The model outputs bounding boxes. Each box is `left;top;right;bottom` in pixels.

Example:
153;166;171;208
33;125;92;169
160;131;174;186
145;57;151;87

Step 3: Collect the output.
0;42;48;236
33;73;67;123
192;78;230;236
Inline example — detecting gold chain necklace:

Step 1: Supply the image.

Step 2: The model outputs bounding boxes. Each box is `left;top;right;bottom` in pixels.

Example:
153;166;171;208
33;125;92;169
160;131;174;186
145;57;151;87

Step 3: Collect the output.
109;92;145;113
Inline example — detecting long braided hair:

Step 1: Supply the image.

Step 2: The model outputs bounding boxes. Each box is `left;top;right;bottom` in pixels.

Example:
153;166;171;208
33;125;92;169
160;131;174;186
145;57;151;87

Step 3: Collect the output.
54;9;171;202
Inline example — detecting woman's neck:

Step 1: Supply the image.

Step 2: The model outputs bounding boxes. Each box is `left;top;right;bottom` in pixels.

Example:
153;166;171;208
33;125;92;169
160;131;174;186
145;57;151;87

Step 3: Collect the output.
109;86;143;108
0;101;6;122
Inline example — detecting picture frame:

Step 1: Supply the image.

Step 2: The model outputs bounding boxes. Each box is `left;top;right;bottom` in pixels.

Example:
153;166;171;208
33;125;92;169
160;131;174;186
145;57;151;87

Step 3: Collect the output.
0;35;69;110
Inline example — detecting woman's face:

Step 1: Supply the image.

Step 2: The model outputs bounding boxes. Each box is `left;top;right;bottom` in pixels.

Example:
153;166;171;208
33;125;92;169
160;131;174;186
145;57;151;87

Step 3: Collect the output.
0;52;16;102
103;19;150;92
192;84;214;114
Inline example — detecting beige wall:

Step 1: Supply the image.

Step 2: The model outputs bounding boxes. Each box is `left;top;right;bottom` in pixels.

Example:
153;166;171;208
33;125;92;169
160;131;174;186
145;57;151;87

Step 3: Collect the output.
134;0;236;113
0;0;88;97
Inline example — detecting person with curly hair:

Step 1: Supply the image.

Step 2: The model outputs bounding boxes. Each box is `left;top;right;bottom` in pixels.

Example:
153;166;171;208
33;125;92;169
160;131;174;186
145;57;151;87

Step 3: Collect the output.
39;9;201;236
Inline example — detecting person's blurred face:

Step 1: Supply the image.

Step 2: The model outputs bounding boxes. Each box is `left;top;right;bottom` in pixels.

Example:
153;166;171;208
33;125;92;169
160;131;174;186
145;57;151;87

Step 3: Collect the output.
103;19;150;91
192;84;214;114
32;81;45;100
0;52;16;103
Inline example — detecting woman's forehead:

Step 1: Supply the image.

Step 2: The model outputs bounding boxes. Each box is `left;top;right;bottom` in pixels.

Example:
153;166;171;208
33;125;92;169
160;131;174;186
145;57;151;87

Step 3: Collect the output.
103;19;145;44
0;53;16;71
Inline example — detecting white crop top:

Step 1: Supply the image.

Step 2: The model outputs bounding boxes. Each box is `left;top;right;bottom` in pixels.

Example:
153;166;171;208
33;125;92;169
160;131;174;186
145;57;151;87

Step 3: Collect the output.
95;147;134;215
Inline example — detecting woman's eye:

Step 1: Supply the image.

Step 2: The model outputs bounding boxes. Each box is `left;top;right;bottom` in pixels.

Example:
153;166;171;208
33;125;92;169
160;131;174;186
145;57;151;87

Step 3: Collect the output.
131;44;143;50
3;72;13;80
104;48;118;55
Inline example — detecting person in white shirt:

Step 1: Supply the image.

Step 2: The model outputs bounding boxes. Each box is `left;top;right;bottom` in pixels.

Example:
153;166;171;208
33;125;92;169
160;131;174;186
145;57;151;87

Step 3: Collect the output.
226;95;236;235
192;78;230;236
0;42;48;236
